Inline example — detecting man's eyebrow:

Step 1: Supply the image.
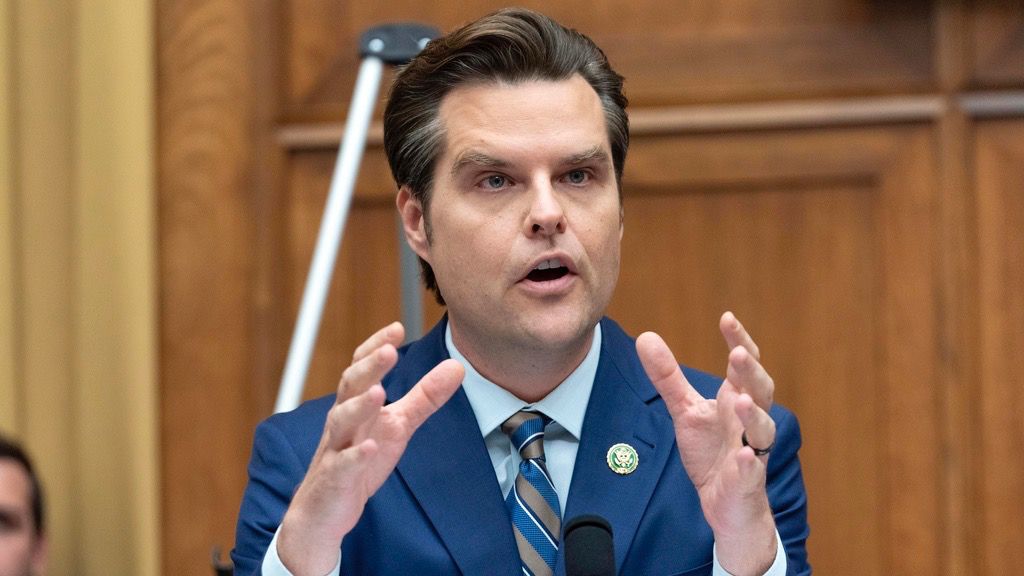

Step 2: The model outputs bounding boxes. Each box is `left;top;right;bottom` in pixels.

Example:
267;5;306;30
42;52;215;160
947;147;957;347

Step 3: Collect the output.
450;151;508;177
449;146;610;177
562;146;610;166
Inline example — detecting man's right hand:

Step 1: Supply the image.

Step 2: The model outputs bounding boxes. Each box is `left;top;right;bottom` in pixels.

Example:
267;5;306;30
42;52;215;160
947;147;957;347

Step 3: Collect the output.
276;322;465;575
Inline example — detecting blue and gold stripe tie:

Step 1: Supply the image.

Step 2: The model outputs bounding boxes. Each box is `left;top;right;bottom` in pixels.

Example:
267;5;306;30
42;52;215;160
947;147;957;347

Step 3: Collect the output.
503;410;561;576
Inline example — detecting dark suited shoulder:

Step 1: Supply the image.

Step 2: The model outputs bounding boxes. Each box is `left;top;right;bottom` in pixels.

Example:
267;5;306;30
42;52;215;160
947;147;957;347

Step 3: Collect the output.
764;406;811;574
231;318;453;575
598;317;735;405
598;316;811;575
230;395;333;576
266;394;335;459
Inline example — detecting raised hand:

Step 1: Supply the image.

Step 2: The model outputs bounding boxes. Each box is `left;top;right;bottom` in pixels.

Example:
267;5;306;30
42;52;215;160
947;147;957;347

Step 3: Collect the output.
636;312;778;576
277;322;465;575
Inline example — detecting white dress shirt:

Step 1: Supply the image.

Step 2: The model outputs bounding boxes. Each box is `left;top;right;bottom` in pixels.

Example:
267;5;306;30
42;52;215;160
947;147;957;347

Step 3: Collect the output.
262;322;786;576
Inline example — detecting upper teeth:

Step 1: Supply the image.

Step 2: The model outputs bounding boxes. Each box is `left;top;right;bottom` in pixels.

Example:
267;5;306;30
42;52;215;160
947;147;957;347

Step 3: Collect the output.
535;258;561;271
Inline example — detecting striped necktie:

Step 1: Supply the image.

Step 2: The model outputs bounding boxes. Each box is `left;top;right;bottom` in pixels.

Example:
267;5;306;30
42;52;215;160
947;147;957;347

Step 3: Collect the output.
503;410;562;576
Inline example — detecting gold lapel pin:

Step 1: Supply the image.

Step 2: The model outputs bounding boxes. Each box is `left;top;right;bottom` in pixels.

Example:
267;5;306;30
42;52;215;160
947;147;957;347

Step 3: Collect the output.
606;443;639;475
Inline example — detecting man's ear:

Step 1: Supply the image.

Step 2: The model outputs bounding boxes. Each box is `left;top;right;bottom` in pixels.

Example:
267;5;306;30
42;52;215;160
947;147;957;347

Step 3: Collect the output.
397;186;430;261
31;534;48;576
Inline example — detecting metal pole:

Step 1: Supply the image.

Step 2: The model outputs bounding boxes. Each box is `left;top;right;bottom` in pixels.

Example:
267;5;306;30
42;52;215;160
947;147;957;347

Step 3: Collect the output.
273;23;439;414
274;57;384;414
398;214;424;341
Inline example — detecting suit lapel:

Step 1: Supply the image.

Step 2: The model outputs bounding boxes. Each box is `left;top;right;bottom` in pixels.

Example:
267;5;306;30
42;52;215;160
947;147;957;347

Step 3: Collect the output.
558;319;678;576
390;319;521;576
388;318;678;575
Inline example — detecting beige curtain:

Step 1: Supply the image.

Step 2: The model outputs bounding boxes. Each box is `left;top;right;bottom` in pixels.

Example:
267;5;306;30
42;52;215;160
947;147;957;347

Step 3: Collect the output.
0;1;160;574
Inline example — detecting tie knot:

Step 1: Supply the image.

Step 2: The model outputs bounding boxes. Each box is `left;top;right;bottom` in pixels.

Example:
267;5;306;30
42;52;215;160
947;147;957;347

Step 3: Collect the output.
502;410;549;460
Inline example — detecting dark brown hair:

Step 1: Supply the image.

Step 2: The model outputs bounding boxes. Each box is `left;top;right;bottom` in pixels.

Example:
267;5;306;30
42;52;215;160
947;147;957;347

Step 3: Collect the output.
0;434;45;537
383;7;629;304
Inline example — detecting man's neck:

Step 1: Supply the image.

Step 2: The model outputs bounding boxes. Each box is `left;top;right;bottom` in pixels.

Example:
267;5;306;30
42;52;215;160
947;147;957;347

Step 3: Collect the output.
448;320;597;403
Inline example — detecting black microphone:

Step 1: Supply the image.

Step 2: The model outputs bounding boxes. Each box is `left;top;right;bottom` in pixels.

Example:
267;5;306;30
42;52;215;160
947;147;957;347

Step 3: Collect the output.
564;515;615;576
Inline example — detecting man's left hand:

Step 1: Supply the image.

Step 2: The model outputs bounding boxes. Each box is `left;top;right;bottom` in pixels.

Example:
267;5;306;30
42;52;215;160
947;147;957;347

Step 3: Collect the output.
636;311;778;576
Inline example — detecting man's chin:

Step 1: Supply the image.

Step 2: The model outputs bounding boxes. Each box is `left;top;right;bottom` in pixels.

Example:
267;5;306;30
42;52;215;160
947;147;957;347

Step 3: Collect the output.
516;311;600;351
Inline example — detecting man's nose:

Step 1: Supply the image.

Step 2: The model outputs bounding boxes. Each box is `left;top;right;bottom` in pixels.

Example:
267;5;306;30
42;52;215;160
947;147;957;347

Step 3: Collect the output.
526;182;567;237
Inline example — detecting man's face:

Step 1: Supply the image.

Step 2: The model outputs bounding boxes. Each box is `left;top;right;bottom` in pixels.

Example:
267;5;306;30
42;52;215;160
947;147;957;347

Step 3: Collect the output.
402;75;623;360
0;460;45;576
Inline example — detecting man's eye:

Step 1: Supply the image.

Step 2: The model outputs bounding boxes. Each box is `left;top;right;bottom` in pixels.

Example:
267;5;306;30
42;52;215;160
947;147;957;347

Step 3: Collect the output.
483;175;507;189
566;170;589;185
0;511;20;531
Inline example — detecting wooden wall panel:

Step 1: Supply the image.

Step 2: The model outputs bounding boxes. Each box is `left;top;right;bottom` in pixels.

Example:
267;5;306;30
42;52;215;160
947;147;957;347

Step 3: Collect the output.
971;1;1024;87
610;126;942;574
282;0;936;121
157;3;276;574
974;119;1024;574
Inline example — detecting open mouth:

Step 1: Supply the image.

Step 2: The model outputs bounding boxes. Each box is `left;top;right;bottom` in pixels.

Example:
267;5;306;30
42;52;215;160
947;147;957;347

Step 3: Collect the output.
526;258;570;282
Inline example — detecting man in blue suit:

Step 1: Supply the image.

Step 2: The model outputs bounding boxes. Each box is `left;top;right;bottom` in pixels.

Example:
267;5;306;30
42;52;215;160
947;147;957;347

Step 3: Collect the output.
233;8;810;576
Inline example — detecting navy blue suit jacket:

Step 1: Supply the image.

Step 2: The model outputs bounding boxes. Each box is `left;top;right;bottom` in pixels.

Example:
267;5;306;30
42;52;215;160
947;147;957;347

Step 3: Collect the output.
233;317;810;575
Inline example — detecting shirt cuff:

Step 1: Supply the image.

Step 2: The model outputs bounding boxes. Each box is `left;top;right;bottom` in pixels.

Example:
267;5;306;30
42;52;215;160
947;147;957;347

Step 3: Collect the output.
262;526;341;576
711;529;787;576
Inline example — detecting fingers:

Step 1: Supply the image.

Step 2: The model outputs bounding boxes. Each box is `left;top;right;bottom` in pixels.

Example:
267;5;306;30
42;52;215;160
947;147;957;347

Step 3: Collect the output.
734;393;776;459
325;384;386;451
636;332;701;410
337;341;399;404
720;312;775;454
353;322;404;363
336;322;404;404
329;339;462;457
392;359;465;430
720;311;760;361
726;345;774;410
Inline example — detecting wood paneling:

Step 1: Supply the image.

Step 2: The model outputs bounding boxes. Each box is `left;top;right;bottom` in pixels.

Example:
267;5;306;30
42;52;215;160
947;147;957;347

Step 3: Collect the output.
610;126;942;574
282;1;936;121
971;1;1024;88
157;2;267;575
974;120;1024;574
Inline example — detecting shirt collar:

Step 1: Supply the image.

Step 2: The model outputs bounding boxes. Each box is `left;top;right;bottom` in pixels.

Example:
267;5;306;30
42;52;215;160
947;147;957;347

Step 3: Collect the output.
446;322;602;441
